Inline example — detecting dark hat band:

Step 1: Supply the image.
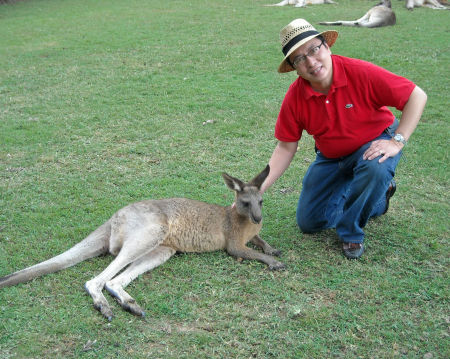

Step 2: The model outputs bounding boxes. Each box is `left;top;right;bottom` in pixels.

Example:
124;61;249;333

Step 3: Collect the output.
282;30;319;56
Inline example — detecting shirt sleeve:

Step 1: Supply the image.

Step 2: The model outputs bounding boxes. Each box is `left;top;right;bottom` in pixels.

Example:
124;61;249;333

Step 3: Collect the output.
274;81;304;142
366;62;416;111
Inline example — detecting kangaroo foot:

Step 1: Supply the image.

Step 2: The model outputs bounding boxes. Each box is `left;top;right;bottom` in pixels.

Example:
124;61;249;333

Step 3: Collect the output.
85;280;114;321
121;298;146;317
95;302;114;321
105;282;146;317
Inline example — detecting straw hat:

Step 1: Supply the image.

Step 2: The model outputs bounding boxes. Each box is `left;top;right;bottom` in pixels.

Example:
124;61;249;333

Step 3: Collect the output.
278;19;338;73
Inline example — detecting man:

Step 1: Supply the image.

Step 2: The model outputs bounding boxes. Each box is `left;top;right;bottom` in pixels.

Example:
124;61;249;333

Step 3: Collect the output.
261;19;427;259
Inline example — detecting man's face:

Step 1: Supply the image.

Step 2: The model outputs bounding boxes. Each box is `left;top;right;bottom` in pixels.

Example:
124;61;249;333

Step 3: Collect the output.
289;37;333;88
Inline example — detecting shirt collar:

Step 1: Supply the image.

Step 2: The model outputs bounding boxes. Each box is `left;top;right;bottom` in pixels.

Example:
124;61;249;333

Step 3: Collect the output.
300;55;348;99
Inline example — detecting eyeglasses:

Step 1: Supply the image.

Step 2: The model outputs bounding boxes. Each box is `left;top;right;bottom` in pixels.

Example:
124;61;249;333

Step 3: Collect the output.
291;40;326;68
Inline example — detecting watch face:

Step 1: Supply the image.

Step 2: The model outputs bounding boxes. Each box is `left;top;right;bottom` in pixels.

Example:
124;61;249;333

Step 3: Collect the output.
394;134;405;144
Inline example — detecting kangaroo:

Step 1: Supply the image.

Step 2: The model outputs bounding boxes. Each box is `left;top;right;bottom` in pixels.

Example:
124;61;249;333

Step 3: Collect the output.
319;0;396;28
265;0;336;8
0;165;285;320
405;0;447;10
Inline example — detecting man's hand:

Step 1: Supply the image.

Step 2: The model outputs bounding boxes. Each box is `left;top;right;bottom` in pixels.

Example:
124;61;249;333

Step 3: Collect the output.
363;139;403;163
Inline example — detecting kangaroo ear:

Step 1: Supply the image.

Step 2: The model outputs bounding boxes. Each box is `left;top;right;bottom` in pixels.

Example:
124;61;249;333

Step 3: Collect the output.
249;165;270;189
222;173;245;192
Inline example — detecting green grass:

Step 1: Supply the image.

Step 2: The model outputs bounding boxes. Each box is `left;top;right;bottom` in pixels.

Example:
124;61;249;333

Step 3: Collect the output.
0;0;448;358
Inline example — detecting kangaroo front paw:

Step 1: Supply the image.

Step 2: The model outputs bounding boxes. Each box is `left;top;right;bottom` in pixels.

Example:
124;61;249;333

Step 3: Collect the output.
267;248;282;257
269;261;286;271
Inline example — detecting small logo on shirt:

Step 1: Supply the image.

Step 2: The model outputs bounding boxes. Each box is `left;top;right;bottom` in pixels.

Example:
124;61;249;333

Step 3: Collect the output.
345;104;354;109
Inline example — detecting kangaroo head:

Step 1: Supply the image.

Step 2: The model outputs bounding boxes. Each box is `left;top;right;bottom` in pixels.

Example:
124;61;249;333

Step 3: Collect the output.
377;0;392;7
222;165;270;224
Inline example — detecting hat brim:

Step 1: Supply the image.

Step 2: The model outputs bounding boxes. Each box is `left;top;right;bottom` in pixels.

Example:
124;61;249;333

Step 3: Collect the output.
278;30;338;73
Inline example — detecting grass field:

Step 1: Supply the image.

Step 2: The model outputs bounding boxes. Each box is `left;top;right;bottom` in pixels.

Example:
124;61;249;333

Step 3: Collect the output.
0;0;448;358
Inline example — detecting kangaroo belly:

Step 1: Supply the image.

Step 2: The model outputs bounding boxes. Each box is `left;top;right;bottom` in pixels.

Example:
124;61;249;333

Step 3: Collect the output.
163;229;226;252
151;198;226;252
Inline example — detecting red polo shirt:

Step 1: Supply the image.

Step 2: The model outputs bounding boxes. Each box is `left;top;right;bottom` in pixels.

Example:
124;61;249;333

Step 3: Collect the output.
274;55;416;158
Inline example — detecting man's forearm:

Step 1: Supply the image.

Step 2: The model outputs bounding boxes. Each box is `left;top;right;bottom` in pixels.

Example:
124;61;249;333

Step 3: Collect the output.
396;85;427;142
261;141;298;194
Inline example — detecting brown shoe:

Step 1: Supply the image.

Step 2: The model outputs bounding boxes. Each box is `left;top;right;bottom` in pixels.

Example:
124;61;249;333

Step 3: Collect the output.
342;242;364;259
383;180;396;214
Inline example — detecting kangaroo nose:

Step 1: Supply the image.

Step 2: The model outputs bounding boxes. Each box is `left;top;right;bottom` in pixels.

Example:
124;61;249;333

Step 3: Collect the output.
251;215;262;224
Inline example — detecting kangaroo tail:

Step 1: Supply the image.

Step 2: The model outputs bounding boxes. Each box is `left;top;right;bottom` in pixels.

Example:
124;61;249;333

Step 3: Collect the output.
0;221;111;288
319;21;344;26
320;20;361;26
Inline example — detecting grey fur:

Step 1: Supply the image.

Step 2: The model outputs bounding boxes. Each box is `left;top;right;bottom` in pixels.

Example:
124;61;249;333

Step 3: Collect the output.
319;0;396;28
0;165;285;320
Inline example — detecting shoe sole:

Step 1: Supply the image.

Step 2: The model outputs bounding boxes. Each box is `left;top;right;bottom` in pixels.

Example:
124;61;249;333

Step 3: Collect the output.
343;244;364;259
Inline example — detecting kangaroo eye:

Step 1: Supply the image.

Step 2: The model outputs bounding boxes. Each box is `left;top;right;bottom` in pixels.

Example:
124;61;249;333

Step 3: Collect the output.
259;200;263;206
242;201;249;207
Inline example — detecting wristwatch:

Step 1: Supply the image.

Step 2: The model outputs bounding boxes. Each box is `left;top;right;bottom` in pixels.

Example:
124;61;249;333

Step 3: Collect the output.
393;133;407;145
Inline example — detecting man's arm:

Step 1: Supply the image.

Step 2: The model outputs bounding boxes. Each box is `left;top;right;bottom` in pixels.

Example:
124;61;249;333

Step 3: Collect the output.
395;85;428;142
363;85;428;162
261;141;298;194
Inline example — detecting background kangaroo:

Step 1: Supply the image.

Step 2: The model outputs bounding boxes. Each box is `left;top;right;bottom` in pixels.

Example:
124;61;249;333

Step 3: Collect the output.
319;0;396;28
0;165;285;320
265;0;336;8
405;0;447;10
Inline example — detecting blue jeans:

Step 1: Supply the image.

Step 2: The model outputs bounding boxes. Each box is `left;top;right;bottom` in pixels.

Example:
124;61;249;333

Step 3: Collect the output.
296;121;401;244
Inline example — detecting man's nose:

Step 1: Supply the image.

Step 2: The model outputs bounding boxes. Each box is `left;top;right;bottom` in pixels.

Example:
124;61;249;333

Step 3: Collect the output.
305;55;316;66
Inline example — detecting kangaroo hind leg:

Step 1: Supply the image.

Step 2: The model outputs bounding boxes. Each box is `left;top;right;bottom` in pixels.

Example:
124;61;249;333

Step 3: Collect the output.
105;245;175;317
85;220;168;320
